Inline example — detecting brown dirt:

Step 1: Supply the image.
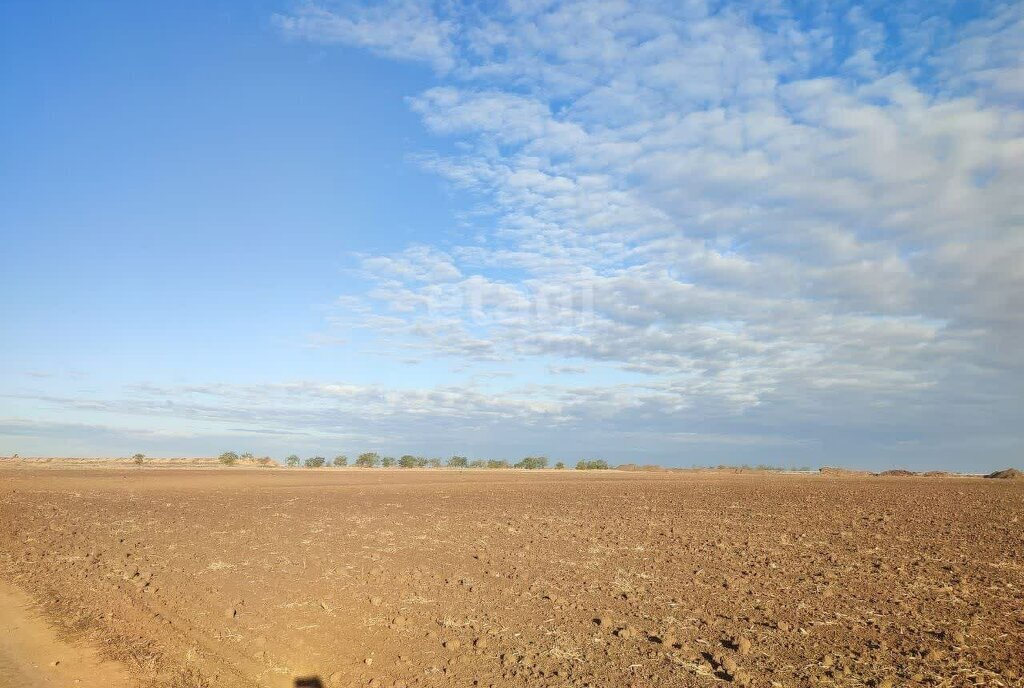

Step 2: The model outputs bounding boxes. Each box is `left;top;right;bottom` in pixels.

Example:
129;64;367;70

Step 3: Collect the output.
1;466;1022;687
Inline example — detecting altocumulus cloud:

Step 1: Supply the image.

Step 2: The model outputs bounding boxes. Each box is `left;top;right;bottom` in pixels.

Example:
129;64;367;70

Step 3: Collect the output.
12;1;1018;468
272;0;1024;469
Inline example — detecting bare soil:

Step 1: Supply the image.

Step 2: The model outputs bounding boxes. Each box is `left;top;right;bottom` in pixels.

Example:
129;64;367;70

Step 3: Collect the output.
1;466;1022;687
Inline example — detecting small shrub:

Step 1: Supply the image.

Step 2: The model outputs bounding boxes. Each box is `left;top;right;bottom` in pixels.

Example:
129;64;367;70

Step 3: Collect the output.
487;459;511;469
469;459;486;468
448;455;468;468
285;454;301;467
576;459;609;470
219;451;239;466
381;456;396;467
515;456;548;469
334;455;348;467
428;457;443;468
399;455;417;468
132;453;145;465
305;456;326;468
355;452;380;468
554;461;565;469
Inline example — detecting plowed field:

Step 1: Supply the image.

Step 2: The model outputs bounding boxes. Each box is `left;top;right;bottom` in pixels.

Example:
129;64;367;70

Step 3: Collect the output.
1;466;1021;687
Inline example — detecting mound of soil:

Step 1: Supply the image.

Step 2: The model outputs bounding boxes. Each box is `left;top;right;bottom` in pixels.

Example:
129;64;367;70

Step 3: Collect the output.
986;468;1023;479
878;469;917;477
819;466;871;476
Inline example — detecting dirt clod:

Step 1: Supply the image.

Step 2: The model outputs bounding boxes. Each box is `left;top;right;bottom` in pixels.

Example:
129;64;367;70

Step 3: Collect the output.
732;635;752;655
615;625;638;639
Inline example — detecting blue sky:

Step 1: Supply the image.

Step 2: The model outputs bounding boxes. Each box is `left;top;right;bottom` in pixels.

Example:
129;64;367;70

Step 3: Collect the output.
2;0;1022;470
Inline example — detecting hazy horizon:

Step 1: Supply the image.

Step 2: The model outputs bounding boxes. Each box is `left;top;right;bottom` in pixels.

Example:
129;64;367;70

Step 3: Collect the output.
2;1;1022;472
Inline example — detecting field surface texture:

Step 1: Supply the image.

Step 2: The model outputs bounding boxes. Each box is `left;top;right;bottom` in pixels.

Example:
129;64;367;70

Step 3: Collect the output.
0;467;1021;687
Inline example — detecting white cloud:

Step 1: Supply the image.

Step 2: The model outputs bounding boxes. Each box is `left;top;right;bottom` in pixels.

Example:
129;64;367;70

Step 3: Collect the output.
269;2;1024;465
933;2;1024;104
274;1;456;71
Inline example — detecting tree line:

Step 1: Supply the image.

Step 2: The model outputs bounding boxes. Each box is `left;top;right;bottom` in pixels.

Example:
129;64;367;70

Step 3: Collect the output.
215;452;610;470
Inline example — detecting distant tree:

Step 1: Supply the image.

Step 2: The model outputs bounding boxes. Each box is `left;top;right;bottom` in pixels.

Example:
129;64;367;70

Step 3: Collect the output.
554;461;565;470
428;457;443;468
381;456;396;468
241;452;254;460
219;451;239;466
285;454;301;467
399;455;417;468
132;453;145;465
334;455;348;467
305;456;326;468
487;459;511;469
469;459;486;468
415;456;429;468
355;452;380;468
448;455;468;468
576;459;609;470
515;456;548;469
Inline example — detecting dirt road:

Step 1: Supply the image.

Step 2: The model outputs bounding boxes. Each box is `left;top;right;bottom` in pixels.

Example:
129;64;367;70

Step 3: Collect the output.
0;577;133;688
1;466;1021;687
